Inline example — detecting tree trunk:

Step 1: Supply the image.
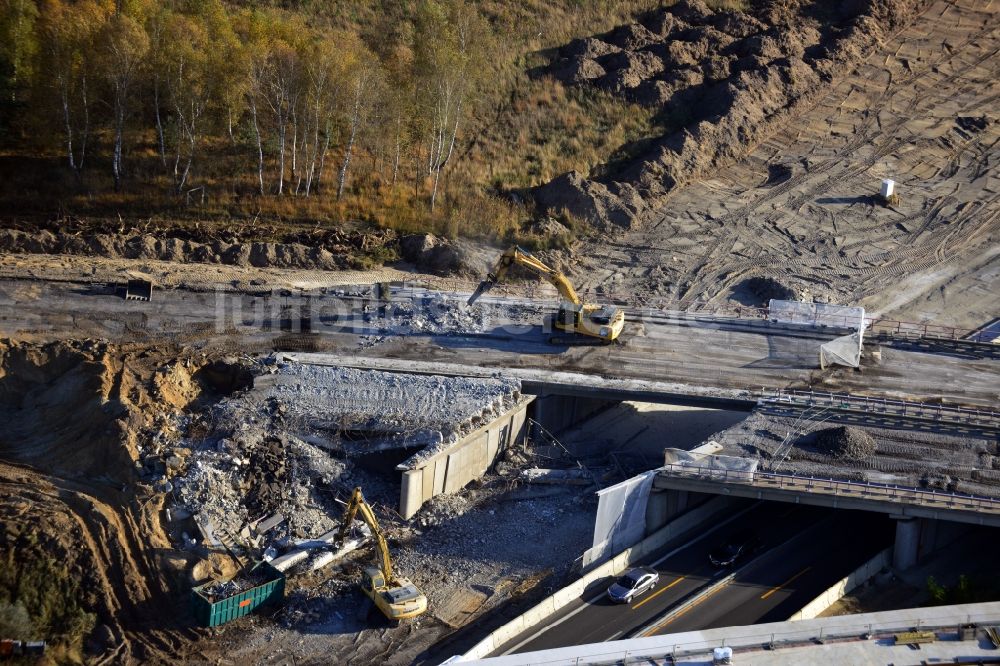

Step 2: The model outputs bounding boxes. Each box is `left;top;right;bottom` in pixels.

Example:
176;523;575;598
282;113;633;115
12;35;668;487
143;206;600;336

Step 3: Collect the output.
391;115;401;186
154;79;167;166
249;97;264;195
277;120;286;195
112;89;125;191
60;78;76;172
316;117;331;195
337;82;362;201
79;74;89;172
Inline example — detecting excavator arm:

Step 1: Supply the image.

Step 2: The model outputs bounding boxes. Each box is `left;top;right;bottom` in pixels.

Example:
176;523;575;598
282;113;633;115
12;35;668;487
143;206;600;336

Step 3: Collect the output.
467;246;581;307
338;487;394;584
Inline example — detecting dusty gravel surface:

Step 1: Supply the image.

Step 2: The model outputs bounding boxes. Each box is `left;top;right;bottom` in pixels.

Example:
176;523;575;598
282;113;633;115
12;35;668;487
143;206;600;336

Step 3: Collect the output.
567;0;999;327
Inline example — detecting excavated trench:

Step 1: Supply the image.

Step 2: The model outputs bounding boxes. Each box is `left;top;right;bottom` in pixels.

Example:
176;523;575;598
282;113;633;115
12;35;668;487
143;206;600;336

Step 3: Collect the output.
0;340;250;663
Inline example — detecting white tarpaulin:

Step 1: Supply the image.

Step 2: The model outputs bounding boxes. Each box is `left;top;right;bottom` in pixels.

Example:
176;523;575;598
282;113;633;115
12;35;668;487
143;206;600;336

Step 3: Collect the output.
583;470;655;567
663;448;758;480
769;300;865;368
769;300;865;332
820;331;863;368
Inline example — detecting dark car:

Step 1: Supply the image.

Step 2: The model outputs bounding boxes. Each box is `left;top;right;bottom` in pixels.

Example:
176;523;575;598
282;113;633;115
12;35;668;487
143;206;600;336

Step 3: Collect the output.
709;531;762;568
606;566;660;604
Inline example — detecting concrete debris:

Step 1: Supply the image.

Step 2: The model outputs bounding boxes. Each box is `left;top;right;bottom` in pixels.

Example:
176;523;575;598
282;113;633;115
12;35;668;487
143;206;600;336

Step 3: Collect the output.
253;514;286;536
268;362;521;443
199;567;275;601
520;468;594;485
270;550;309;573
361;292;540;341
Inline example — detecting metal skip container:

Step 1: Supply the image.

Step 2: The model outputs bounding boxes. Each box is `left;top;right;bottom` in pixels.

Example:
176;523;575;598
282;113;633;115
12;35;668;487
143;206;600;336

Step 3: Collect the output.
191;562;286;627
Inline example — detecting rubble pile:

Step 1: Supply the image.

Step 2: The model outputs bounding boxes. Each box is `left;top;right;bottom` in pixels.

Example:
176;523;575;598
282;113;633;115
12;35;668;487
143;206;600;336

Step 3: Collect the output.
199;566;276;601
245;437;293;518
169;358;522;554
174;425;348;544
365;293;541;338
813;426;877;462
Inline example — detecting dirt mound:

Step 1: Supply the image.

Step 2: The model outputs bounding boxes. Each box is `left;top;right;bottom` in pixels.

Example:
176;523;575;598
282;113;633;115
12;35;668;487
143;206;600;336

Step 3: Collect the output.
812;426;877;461
0;217;402;273
741;276;797;304
399;233;479;276
535;0;929;228
0;340;256;662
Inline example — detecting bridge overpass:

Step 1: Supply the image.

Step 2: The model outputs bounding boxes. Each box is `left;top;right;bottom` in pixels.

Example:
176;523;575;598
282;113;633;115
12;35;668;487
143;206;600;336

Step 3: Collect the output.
0;279;995;407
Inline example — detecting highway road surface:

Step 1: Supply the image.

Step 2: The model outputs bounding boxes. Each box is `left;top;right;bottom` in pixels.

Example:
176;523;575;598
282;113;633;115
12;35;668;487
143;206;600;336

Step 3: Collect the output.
497;503;889;655
0;279;996;408
639;511;892;636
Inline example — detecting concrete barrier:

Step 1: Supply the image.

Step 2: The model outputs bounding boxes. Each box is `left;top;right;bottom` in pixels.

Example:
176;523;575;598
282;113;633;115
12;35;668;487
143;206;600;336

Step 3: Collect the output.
789;547;891;621
461;495;738;660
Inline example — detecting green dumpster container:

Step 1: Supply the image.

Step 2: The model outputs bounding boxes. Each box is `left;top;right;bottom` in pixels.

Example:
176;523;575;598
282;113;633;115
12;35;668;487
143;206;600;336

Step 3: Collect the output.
191;562;285;627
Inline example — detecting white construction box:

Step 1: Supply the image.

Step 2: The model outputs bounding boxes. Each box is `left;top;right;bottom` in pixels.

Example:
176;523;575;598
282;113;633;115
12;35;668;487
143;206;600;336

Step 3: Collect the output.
881;178;895;198
713;646;734;664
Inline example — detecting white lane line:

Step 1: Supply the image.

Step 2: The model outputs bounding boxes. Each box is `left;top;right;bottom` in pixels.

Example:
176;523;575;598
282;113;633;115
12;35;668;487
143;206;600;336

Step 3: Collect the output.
498;503;759;655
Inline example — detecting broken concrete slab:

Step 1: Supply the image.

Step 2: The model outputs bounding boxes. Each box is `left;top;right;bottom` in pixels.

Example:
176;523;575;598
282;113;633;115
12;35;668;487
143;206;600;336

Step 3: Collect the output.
520;468;594;485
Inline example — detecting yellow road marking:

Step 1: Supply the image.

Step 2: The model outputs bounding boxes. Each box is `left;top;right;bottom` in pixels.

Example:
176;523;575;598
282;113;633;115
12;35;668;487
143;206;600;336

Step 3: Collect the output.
632;576;685;610
760;566;812;600
640;581;728;636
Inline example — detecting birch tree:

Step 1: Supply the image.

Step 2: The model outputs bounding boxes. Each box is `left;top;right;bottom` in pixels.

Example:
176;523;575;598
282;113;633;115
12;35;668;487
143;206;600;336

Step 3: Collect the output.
98;12;148;191
337;37;381;201
413;0;488;211
39;0;108;175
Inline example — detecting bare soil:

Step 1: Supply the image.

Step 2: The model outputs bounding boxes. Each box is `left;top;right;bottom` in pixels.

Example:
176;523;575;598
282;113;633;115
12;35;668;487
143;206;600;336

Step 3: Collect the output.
563;0;999;326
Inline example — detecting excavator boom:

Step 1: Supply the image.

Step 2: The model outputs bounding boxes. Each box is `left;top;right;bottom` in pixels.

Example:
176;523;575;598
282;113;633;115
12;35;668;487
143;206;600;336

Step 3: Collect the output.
467;246;624;343
338;487;427;620
467;246;581;307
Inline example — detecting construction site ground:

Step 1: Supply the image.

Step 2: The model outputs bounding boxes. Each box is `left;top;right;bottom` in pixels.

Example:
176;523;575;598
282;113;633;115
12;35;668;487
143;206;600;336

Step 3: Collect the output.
0;0;997;664
571;0;999;330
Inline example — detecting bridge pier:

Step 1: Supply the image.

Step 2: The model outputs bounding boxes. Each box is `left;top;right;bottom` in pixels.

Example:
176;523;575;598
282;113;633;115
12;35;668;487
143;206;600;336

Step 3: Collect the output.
645;489;690;530
892;516;921;571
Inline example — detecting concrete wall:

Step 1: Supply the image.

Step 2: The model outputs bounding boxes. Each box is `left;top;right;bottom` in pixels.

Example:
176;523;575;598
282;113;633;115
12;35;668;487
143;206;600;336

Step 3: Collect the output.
645;489;715;534
529;393;615;435
789;548;891;621
399;397;532;519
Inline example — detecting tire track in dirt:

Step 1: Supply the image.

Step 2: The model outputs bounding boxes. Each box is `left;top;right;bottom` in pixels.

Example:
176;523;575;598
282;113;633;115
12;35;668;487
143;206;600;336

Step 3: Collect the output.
670;0;999;307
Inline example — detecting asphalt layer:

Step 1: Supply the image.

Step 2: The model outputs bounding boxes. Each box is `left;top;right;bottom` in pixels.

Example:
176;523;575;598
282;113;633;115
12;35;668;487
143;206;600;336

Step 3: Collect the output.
644;511;892;635
503;504;890;655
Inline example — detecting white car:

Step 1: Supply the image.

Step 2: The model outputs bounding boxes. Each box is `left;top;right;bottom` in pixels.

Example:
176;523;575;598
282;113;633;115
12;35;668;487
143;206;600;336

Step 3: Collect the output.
606;567;660;604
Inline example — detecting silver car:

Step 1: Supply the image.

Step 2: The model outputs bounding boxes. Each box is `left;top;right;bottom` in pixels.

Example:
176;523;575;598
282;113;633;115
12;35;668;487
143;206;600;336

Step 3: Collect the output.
606;566;660;604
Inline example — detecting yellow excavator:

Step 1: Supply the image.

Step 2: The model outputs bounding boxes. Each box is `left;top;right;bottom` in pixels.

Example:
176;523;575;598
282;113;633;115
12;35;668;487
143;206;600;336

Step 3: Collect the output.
338;487;428;621
467;245;625;344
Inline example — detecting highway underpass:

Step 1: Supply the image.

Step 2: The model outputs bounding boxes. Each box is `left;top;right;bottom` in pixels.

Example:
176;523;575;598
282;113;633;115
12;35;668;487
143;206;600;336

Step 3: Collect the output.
495;502;892;656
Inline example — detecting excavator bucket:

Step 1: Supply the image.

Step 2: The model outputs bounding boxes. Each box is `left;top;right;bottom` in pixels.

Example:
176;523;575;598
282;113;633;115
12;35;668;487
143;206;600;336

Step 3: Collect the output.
466;275;496;306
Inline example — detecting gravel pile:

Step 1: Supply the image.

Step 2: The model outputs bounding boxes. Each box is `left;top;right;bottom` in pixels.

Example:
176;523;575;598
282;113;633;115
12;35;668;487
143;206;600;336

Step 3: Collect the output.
813;426;877;462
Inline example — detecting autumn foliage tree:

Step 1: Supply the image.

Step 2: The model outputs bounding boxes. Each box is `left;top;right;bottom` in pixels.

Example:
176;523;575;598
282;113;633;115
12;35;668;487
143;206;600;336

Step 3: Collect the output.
0;0;499;228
